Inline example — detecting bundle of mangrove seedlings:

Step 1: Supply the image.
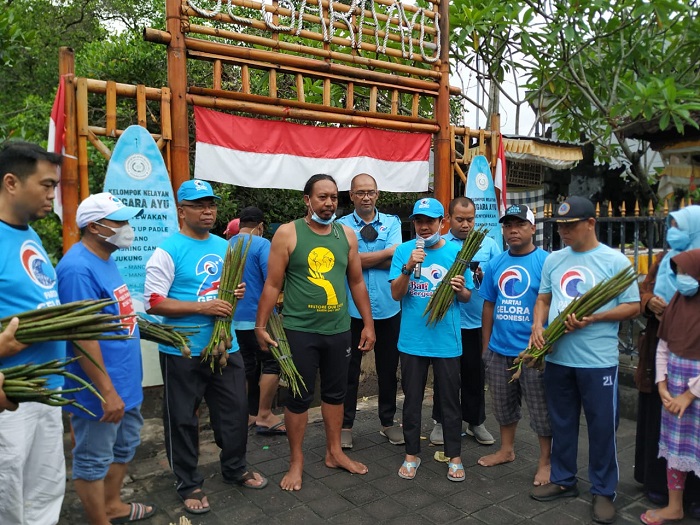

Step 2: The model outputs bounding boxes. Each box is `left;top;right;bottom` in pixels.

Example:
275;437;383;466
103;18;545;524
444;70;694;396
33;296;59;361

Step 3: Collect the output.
423;226;489;325
1;358;105;417
266;311;307;398
137;315;199;358
0;299;130;344
202;235;252;370
511;265;638;380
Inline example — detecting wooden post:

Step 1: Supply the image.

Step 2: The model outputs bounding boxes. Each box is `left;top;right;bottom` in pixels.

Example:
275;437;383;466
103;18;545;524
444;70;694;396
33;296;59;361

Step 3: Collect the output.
166;0;190;192
433;0;451;215
59;47;80;253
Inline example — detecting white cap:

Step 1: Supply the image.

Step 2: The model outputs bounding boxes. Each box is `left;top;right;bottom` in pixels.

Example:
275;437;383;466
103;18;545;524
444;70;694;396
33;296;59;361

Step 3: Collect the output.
76;192;144;228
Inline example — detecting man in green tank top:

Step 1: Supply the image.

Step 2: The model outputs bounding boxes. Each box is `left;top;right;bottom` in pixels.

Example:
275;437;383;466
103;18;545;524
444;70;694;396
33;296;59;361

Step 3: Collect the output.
256;174;376;492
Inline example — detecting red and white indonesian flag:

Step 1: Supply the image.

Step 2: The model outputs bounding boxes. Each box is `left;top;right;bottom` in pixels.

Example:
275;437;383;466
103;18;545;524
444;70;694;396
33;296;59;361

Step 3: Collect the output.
48;75;66;221
194;107;431;192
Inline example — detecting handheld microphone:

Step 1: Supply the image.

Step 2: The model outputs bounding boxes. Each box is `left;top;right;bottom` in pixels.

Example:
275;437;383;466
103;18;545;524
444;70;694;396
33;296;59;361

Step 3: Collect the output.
414;237;425;278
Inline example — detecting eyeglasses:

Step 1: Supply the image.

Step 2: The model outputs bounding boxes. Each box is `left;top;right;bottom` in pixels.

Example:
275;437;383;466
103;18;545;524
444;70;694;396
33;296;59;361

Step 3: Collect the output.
352;190;377;198
180;202;218;211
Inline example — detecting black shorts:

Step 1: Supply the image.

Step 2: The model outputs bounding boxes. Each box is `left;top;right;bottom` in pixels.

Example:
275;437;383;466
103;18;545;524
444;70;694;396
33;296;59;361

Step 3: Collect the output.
285;329;352;413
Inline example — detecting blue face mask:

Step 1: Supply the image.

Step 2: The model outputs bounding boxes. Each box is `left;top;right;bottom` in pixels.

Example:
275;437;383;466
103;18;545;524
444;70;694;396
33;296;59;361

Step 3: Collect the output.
667;227;690;251
423;229;442;247
308;203;337;225
676;274;699;297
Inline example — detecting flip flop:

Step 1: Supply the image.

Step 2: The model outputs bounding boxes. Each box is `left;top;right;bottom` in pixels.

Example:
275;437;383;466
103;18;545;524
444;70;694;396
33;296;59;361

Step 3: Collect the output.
110;502;156;523
180;490;210;515
255;421;287;435
225;470;269;490
640;510;683;525
447;462;465;482
398;458;421;480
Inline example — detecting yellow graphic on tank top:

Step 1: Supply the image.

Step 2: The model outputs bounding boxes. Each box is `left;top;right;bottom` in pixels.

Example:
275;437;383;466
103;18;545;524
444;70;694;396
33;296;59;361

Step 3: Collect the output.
307;246;340;310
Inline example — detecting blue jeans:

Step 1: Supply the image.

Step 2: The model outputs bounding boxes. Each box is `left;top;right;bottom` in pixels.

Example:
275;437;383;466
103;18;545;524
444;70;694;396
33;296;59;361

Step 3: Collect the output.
71;405;144;481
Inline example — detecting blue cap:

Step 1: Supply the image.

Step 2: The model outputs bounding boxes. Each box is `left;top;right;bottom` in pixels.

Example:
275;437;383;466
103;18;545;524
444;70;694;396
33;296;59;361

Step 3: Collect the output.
177;179;221;202
409;197;444;219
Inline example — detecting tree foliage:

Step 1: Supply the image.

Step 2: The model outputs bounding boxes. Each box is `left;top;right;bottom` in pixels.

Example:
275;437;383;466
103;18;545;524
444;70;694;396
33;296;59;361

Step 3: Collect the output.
449;0;700;202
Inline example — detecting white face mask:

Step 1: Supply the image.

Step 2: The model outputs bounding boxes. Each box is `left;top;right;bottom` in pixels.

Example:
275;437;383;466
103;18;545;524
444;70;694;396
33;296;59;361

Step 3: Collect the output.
95;222;135;249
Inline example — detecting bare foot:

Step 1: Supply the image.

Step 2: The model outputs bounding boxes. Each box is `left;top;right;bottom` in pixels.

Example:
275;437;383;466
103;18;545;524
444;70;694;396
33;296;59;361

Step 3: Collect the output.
325;451;368;474
641;507;684;523
533;463;551;486
280;461;303;491
477;449;515;467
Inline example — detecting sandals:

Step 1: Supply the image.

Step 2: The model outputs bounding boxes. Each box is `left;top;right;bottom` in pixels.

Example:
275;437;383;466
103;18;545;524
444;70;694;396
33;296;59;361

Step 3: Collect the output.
398;458;421;480
180;489;210;515
447;462;465;482
224;470;269;490
110;502;156;523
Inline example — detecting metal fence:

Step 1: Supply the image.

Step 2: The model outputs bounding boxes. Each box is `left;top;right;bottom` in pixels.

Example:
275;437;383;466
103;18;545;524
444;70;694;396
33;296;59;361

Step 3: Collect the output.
540;199;692;357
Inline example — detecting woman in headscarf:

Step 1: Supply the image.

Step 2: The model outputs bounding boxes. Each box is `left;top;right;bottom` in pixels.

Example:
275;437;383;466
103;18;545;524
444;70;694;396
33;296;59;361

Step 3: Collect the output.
635;205;700;515
641;248;700;524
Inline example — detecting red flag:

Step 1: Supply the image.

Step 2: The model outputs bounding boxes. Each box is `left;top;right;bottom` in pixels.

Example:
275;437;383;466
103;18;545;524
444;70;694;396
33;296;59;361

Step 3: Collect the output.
193;107;431;192
48;76;66;221
494;134;507;216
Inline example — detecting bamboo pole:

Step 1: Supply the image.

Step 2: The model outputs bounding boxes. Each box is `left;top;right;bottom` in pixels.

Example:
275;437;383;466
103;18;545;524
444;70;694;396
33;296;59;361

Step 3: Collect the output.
186;48;441;97
59;47;80;253
87;130;113;161
177;28;443;84
213;59;222;90
105;81;117;137
167;0;190;193
269;70;278;98
84;78;164;99
160;87;173;179
296;74;305;102
181;0;438;50
187;86;437;124
453;126;494;139
186;93;439;132
136;84;147;127
76;77;90;201
145;24;442;80
241;65;250;94
433;0;451;218
346;82;353;110
88;126;163;141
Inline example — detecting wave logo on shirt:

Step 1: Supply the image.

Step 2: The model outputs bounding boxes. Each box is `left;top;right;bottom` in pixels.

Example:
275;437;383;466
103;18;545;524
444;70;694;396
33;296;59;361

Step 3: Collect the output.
196;253;223;297
560;266;596;299
498;266;530;299
20;240;55;289
422;263;447;291
307;246;338;305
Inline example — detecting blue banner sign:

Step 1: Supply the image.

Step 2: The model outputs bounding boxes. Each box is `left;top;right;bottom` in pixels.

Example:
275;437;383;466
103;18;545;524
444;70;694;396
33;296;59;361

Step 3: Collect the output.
465;155;503;249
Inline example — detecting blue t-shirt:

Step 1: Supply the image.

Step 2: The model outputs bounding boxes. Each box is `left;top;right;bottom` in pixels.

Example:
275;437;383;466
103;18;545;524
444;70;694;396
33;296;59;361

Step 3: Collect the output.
479;247;549;357
540;244;640;368
0;221;64;389
148;233;240;357
337;210;402;320
231;234;270;330
389;239;474;358
443;232;502;329
56;242;144;419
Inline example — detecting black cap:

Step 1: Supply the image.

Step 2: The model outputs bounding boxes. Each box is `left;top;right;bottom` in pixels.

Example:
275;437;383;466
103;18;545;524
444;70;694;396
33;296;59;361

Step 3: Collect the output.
499;204;535;225
553;196;595;223
239;206;264;224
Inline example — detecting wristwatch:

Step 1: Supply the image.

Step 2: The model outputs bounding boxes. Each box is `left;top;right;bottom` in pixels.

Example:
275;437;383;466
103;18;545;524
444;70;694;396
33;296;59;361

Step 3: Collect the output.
401;264;411;276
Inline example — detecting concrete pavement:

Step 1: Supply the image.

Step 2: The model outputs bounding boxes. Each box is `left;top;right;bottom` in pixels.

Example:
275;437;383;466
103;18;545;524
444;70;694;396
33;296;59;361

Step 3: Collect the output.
58;391;695;524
